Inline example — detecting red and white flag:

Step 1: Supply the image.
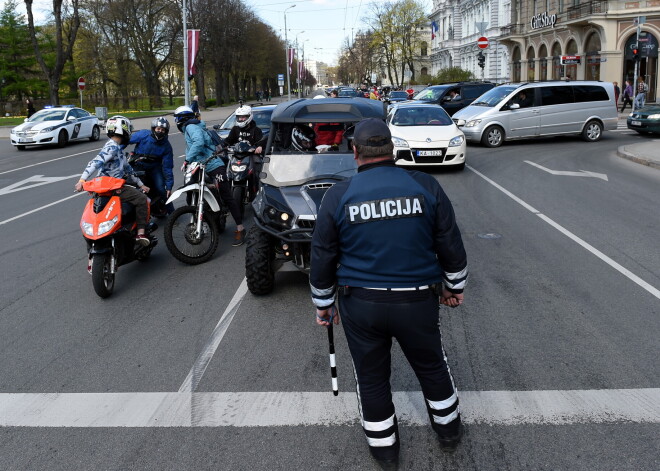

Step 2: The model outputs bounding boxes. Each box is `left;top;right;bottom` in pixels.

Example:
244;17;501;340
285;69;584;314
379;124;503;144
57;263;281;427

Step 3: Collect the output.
298;61;305;80
288;48;296;74
187;29;201;77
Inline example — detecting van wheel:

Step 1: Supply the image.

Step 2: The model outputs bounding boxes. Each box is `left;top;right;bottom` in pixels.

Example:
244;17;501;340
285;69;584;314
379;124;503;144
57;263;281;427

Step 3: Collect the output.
582;120;603;142
481;126;504;148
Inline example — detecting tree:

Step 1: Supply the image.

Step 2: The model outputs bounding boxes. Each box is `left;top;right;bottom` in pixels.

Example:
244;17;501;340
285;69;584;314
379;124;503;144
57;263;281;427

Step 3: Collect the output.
434;67;474;83
24;0;81;105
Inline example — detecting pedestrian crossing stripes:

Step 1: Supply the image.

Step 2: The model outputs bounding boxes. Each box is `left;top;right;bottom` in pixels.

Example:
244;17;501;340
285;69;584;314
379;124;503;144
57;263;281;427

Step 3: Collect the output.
1;389;658;427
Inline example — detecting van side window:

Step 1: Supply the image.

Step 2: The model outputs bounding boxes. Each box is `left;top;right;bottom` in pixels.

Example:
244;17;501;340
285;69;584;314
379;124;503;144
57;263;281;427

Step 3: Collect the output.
572;85;609;102
540;86;574;106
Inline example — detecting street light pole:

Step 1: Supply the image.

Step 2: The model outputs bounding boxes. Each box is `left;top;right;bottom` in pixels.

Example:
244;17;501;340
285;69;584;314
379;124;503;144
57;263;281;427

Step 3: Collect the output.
284;5;296;101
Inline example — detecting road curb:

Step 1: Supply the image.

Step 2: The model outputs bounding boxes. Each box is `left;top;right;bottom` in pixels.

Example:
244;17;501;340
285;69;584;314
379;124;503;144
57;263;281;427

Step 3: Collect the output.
616;145;660;170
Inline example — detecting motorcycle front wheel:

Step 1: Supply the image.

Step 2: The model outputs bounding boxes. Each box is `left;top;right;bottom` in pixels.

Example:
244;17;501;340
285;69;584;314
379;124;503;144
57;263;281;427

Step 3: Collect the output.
91;253;115;298
165;205;219;265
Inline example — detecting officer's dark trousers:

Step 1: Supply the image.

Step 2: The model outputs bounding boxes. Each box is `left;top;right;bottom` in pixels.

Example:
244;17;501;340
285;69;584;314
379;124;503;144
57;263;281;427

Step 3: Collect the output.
338;288;461;455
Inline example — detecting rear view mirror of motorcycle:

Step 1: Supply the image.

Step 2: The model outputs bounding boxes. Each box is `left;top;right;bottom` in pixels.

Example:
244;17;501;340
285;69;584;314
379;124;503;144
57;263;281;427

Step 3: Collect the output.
212;124;221;130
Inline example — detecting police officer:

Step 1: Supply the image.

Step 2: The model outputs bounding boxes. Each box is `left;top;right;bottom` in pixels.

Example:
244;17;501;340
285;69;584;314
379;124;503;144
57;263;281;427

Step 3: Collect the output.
310;118;468;467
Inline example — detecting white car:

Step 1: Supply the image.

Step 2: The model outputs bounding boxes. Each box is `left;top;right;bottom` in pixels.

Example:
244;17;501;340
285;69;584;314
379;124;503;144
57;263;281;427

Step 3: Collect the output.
10;106;101;150
387;103;466;170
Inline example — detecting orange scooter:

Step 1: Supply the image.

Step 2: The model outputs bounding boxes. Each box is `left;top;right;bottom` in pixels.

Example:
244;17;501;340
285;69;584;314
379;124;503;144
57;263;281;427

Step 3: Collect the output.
80;176;157;298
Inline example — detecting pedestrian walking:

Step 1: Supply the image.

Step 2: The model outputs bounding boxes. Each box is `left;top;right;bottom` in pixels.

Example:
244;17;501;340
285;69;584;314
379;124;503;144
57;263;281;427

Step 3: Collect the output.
613;81;620;105
620;80;633;113
26;98;36;118
190;95;200;118
310;118;468;468
634;78;648;110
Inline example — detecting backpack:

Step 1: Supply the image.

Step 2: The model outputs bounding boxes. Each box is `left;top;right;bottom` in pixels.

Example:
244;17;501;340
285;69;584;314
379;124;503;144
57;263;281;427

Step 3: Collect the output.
205;128;223;148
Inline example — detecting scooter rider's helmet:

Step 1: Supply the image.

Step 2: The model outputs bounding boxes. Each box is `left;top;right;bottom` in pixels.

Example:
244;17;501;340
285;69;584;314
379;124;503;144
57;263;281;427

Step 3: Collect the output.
291;124;316;152
235;105;253;128
173;105;196;132
151;116;170;140
106;115;132;145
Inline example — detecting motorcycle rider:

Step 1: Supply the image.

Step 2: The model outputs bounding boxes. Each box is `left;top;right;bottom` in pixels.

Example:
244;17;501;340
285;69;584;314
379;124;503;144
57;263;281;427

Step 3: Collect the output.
74;115;151;246
173;105;246;246
223;105;267;154
124;117;174;216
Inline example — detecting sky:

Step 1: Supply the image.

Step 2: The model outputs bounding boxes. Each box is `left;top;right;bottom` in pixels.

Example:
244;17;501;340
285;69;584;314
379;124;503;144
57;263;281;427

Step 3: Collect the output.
9;0;434;67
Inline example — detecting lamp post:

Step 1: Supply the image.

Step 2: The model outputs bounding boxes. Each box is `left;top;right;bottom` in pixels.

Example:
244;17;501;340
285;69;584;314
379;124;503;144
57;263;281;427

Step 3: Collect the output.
284;5;296;101
295;31;305;98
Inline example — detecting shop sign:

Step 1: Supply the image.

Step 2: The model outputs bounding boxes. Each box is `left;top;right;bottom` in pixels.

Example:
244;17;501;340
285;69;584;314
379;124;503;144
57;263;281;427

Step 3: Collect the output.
561;55;581;65
531;12;557;30
625;32;658;58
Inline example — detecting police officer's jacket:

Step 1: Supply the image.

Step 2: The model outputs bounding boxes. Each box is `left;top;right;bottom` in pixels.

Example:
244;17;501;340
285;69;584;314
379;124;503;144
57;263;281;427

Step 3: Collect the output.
310;160;468;309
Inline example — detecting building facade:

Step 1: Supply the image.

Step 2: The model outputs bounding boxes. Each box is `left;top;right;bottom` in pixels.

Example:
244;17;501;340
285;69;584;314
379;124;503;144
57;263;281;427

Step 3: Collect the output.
499;0;659;101
307;60;329;87
429;0;512;83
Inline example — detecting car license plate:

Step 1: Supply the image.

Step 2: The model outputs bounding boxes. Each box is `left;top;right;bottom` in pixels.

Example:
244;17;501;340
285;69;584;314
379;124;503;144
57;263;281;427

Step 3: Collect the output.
417;150;442;156
631;120;641;126
18;138;33;143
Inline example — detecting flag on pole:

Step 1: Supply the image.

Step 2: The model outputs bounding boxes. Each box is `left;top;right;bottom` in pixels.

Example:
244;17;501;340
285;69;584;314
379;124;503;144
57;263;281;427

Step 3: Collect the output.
298;61;305;81
187;29;200;77
431;21;439;40
288;48;296;74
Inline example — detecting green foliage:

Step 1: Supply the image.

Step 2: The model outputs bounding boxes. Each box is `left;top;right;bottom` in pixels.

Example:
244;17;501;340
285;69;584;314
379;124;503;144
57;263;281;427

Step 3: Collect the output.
205;98;216;107
433;67;475;84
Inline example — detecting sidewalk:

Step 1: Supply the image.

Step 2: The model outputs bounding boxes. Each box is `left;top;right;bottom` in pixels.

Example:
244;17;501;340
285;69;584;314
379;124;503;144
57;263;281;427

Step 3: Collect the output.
616;110;660;170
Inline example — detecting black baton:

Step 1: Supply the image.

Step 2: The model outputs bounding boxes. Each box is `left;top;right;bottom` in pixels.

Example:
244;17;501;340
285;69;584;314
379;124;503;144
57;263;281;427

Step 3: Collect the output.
327;323;338;396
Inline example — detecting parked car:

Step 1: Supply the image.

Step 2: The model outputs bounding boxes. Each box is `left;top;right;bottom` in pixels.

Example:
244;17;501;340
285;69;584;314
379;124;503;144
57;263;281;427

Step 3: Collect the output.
338;88;359;98
214;105;276;139
10;105;101;150
387;103;466;170
411;81;495;116
453;81;618;147
383;90;410;104
627;104;660;135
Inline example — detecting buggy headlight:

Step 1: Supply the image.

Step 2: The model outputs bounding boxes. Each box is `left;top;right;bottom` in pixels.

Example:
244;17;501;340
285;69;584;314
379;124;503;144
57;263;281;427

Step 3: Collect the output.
391;136;408;147
449;135;464;147
97;216;118;235
81;221;94;236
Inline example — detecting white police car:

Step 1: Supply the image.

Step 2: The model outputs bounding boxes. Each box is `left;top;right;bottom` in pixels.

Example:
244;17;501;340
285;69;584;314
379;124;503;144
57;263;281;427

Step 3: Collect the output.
10;105;101;150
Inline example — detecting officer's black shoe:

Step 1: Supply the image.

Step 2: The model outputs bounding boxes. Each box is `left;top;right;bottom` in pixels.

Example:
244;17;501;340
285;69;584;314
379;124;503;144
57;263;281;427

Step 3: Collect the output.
437;423;464;452
369;444;399;470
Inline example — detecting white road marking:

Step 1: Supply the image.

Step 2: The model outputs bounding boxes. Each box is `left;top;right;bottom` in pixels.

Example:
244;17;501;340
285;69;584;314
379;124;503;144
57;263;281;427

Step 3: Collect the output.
178;278;249;393
467;165;660;301
0;388;657;427
524;161;609;181
0;192;84;226
0;174;80;196
0;148;100;175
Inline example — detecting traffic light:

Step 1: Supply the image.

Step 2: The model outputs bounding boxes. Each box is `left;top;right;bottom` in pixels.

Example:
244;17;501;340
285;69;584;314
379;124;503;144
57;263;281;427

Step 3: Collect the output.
632;46;640;62
478;52;485;69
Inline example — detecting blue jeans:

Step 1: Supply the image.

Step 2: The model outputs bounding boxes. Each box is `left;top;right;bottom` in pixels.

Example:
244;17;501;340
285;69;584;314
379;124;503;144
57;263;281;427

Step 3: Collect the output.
634;92;646;109
132;161;174;214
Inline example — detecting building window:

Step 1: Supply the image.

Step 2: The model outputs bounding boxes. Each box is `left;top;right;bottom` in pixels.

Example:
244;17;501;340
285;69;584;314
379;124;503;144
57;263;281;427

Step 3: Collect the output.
421;42;428;56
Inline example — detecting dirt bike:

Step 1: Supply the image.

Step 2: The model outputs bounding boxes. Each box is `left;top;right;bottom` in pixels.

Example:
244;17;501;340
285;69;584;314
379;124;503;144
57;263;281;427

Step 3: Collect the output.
225;141;261;218
80;176;158;298
164;155;228;265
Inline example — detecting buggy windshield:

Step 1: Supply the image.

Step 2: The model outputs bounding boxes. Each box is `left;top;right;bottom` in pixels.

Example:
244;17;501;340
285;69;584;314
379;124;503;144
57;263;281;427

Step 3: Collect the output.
261;153;357;187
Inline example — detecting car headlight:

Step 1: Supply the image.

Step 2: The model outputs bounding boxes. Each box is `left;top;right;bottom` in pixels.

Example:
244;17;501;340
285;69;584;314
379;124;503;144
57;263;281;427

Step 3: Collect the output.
465;119;482;127
10;129;16;135
81;221;94;236
647;114;660;120
231;164;248;172
391;136;408;147
40;127;54;133
449;135;465;147
97;216;118;236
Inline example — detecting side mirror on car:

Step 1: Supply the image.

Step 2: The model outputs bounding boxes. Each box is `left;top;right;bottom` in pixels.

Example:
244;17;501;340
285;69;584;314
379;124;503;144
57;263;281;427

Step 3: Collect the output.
454;119;466;127
509;103;520;110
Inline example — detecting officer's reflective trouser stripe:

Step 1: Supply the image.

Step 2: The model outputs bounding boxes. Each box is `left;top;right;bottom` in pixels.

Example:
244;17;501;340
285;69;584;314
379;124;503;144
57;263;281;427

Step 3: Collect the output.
353;362;398;448
427;393;459;425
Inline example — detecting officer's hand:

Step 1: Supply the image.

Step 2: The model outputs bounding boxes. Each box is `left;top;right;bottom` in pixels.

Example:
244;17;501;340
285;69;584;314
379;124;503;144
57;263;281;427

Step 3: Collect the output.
440;287;463;308
315;306;340;326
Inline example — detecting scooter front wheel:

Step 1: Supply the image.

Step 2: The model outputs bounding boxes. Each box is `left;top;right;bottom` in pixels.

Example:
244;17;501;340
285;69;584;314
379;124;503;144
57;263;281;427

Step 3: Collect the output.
165;205;219;265
91;253;115;298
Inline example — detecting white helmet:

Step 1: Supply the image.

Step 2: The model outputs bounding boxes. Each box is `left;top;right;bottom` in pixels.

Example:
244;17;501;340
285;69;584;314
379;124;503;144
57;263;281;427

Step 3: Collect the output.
235;105;253;128
174;105;196;131
313;94;325;99
106;115;132;143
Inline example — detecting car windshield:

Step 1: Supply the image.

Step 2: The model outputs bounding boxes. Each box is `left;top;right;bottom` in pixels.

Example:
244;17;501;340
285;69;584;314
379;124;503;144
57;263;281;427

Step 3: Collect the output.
391;107;453;126
390;92;408;98
338;90;355;97
261;153;357;187
412;87;447;102
469;86;518;107
28;110;66;122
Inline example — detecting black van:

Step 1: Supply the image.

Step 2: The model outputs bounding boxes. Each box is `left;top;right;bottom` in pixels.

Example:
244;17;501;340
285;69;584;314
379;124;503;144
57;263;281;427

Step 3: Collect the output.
411;81;495;116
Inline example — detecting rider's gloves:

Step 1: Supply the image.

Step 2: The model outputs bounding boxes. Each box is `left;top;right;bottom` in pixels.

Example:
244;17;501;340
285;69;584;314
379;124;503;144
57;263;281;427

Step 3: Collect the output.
181;161;188;172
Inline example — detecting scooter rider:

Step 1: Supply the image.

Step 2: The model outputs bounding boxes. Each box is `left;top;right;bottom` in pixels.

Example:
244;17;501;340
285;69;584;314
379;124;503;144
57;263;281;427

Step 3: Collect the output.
173;105;246;247
310;118;468;467
75;115;151;246
124;117;174;215
223;105;267;153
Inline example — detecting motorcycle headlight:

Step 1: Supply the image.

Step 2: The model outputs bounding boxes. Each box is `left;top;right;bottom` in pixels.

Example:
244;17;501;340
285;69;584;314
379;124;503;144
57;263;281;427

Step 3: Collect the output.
81;221;94;236
647;114;660;120
391;136;408;147
97;216;118;235
449;135;465;147
231;164;248;172
465;119;482;127
40;127;54;133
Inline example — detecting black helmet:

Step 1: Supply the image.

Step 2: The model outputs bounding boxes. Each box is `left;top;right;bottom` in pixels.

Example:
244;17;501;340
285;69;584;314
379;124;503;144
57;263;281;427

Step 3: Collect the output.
291;124;316;152
151;117;170;140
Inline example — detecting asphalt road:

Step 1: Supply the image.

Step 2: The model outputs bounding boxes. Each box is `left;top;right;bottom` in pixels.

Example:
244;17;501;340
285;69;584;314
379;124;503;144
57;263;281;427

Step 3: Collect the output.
0;123;658;471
